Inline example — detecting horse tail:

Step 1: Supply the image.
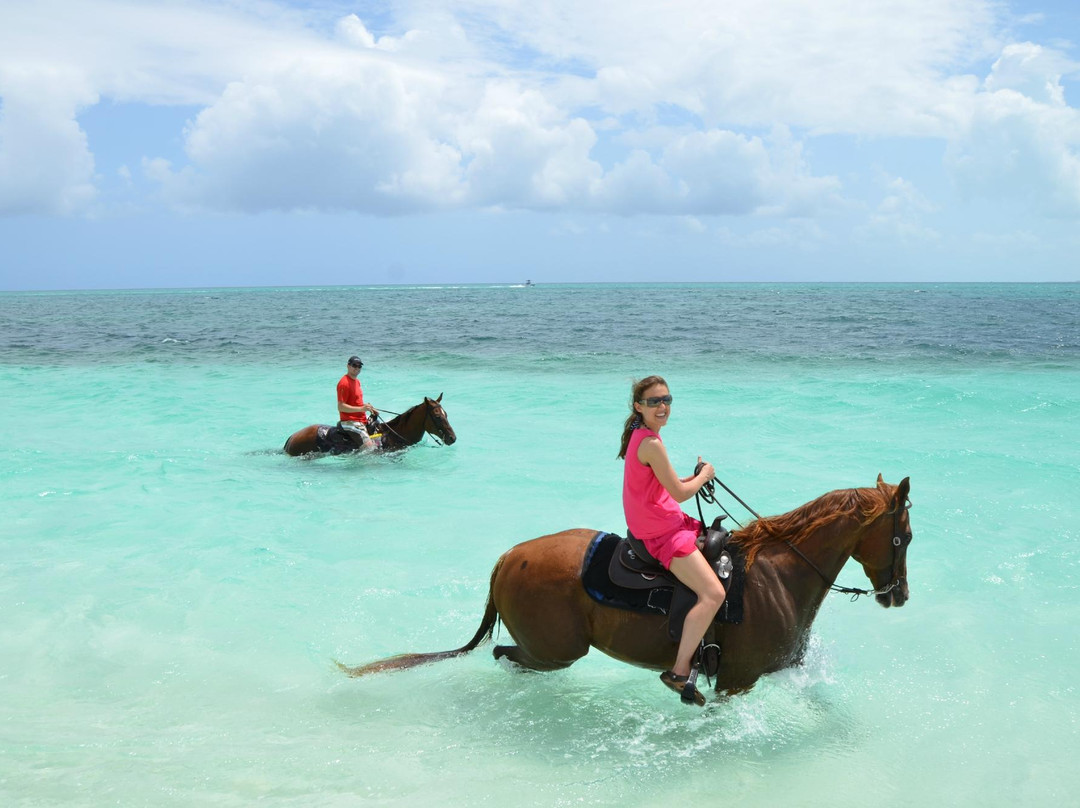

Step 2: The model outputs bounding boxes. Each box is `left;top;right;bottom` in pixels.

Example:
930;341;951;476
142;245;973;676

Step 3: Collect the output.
336;554;505;678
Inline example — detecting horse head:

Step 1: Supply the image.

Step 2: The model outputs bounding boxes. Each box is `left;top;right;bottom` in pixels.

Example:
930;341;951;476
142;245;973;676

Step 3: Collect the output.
423;394;457;445
852;475;912;608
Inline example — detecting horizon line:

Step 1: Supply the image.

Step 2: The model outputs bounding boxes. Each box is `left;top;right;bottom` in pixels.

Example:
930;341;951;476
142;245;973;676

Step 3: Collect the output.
3;279;1077;294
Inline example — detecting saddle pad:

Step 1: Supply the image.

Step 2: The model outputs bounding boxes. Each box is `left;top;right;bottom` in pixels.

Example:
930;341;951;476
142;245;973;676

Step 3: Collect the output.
315;424;358;455
581;532;673;615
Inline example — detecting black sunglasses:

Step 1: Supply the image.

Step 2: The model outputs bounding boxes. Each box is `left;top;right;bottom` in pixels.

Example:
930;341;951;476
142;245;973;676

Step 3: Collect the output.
638;394;673;407
349;362;363;369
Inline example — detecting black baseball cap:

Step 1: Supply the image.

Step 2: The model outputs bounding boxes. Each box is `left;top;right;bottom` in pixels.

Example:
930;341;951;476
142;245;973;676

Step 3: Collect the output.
348;356;363;368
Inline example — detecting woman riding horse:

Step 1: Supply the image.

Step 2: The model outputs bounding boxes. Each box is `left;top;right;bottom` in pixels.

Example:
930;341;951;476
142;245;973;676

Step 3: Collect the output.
618;375;725;706
339;475;912;699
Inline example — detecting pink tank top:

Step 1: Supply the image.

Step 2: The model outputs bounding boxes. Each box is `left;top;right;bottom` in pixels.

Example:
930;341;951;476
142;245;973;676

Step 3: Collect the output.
622;428;688;540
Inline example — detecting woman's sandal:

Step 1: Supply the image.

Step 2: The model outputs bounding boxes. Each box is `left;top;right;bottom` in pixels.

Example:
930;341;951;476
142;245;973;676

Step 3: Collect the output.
659;670;706;707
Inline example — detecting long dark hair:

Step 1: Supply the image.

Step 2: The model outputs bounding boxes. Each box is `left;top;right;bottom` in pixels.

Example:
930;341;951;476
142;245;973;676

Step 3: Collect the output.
617;375;667;459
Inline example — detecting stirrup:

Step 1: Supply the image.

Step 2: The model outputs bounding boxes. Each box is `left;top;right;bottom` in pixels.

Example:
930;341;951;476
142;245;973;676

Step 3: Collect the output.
659;668;706;707
680;664;703;705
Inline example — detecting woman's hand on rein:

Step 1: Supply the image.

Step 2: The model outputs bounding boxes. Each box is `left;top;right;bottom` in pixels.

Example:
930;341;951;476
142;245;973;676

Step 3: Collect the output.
696;457;716;482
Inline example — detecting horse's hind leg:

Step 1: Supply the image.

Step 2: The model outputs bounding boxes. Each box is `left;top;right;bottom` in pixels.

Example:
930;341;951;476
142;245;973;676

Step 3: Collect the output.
493;644;574;671
491;531;597;673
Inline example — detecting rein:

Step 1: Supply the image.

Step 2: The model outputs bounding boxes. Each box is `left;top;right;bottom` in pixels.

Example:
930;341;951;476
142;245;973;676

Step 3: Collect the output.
784;541;891;601
369;408;408;448
694;472;760;529
371;401;446;447
785;498;912;601
695;474;912;603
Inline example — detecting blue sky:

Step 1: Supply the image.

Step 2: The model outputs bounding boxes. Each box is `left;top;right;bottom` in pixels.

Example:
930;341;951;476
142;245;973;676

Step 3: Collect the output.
2;0;1080;289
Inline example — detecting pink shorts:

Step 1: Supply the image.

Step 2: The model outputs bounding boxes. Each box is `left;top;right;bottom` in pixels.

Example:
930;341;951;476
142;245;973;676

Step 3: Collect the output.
640;513;703;570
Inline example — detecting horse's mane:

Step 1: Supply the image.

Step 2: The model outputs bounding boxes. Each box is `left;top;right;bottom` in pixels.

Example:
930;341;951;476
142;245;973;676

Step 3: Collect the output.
385;400;423;430
732;485;894;568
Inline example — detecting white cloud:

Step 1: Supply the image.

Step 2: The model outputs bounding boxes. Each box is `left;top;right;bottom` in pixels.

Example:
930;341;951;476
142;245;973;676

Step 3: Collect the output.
0;65;97;214
459;80;602;209
141;157;173;185
714;219;830;250
158;57;467;213
334;12;457;55
861;175;940;242
2;0;1080;223
984;42;1076;104
0;0;316;215
682;216;706;234
150;51;835;216
335;15;378;50
465;0;1002;136
947;42;1080;216
594;126;840;216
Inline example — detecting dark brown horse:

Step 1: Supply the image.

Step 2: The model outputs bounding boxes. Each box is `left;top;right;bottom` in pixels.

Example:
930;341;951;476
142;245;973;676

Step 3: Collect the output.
340;475;912;695
283;395;456;457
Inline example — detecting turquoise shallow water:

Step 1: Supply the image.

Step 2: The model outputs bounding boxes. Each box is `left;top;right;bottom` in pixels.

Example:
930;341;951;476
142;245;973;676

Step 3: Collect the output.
1;283;1078;805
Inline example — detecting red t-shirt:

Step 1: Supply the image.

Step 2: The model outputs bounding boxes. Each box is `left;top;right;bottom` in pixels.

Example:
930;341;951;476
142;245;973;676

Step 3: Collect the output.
337;375;367;424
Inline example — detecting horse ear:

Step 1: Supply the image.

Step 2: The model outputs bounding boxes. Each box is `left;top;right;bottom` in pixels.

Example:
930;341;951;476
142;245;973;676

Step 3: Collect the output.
895;476;910;505
436;393;443;402
876;473;886;490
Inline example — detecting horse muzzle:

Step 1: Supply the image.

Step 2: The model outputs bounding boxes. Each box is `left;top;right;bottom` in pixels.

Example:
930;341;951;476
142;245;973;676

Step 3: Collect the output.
875;577;909;608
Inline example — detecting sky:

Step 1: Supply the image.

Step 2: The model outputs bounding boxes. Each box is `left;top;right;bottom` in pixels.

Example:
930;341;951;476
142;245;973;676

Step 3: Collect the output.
2;0;1080;289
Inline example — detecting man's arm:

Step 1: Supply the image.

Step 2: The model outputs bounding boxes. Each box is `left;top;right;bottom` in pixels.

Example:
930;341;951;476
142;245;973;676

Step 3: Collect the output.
337;399;375;415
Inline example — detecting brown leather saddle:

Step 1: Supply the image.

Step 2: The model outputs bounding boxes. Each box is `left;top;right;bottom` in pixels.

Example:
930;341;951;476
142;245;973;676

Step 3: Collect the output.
608;517;743;638
579;519;745;680
609;522;726;583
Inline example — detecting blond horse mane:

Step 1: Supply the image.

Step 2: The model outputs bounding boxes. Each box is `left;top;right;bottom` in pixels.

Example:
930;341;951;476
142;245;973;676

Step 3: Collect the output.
733;484;895;569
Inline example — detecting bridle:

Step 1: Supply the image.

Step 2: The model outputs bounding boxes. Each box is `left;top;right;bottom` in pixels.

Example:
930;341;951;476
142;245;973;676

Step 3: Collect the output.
698;476;912;602
378;400;450;446
786;496;913;601
423;401;451;446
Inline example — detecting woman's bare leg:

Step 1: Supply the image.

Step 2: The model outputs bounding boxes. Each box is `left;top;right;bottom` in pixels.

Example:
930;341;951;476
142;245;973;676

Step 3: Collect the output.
667;550;726;676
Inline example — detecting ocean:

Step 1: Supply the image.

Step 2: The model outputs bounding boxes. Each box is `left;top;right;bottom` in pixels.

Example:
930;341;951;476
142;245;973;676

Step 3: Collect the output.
1;282;1077;806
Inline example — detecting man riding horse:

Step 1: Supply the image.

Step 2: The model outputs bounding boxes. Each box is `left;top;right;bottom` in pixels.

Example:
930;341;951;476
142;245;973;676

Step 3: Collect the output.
337;356;380;451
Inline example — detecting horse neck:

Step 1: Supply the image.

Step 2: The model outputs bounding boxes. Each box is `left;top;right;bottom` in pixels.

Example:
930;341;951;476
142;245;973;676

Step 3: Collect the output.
785;514;865;584
385;402;427;446
748;491;876;599
743;513;864;637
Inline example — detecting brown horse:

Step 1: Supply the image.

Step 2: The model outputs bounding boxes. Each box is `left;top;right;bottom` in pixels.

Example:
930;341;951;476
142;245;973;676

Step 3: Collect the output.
283;395;456;457
340;475;912;695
